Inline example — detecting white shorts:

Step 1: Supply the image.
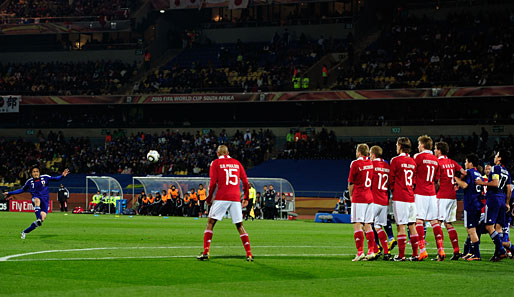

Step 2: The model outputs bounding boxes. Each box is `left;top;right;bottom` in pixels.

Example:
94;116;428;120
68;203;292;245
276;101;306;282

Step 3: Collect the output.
351;203;373;224
393;201;417;225
372;203;388;227
415;194;438;221
437;199;457;222
208;200;243;224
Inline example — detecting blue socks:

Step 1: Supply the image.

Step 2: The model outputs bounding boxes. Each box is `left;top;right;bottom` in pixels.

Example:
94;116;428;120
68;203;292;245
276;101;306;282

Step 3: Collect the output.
470;241;481;258
24;221;38;234
385;220;395;241
490;231;506;255
464;236;471;255
34;206;42;220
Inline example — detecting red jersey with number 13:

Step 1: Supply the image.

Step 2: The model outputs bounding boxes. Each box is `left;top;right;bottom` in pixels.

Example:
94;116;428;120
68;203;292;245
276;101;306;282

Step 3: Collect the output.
436;155;462;199
208;155;249;202
372;158;390;206
348;157;373;204
413;150;439;196
390;153;416;203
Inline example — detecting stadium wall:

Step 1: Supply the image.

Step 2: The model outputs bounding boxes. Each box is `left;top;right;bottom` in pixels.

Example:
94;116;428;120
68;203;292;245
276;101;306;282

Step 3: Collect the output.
0;50;142;64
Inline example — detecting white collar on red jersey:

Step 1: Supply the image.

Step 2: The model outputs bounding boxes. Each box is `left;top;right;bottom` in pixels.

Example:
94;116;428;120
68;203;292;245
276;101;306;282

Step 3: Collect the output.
438;155;447;159
419;150;433;155
218;155;231;159
373;158;383;162
356;156;369;161
398;153;409;157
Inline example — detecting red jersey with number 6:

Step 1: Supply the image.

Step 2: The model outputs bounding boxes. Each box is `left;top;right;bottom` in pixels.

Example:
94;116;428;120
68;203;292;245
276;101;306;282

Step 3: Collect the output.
390;153;416;203
436;155;462;199
371;158;390;206
413;150;439;196
208;155;249;203
348;157;373;204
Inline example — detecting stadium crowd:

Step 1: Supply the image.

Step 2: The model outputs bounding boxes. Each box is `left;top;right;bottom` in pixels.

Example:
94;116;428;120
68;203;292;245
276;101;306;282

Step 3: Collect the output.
1;0;134;19
0;61;136;95
333;10;514;90
0;129;275;184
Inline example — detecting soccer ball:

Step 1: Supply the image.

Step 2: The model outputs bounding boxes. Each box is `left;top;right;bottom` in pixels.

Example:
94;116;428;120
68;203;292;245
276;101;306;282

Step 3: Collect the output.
147;150;160;163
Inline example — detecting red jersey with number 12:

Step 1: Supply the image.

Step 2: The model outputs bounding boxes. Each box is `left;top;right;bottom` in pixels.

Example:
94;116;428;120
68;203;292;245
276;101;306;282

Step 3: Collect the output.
390;153;416;203
348;157;373;204
413;150;439;196
208;155;249;202
436;155;462;199
372;158;390;206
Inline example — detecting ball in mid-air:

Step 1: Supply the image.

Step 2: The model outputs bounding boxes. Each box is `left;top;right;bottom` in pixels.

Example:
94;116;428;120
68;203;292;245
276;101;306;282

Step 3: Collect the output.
147;150;160;163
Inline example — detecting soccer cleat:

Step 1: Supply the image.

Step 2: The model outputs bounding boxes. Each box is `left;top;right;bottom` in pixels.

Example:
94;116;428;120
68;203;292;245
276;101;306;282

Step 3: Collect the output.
489;253;507;262
431;251;446;262
246;255;254;262
364;253;376;261
374;250;383;260
352;253;365;262
407;256;419;262
388;238;397;252
461;253;473;260
418;250;428;261
20;232;26;239
392;255;406;262
197;253;210;261
382;253;393;261
466;256;481;261
450;252;462;261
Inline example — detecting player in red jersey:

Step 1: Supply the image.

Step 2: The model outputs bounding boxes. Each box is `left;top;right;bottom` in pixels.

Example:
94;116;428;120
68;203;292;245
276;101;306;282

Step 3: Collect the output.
390;137;419;261
370;145;393;261
434;141;467;260
413;135;442;261
197;145;252;261
348;144;376;261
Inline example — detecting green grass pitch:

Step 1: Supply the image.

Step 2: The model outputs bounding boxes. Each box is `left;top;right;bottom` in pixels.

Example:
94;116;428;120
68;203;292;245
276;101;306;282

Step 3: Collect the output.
0;211;513;297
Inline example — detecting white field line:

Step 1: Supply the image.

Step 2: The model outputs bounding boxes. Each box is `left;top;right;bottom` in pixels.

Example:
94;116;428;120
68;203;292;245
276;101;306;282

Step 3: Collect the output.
0;245;496;262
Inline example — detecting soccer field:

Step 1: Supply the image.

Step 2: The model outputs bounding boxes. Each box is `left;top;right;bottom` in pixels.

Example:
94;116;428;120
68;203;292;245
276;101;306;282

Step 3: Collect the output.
0;212;512;297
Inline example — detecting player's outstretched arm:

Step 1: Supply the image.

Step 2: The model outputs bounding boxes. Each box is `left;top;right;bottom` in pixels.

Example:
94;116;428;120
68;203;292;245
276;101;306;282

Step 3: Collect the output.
3;179;31;197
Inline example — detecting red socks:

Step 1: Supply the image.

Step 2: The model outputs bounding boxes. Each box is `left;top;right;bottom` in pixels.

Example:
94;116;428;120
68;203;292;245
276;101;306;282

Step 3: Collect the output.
410;234;419;257
416;223;426;253
365;230;376;255
432;223;445;253
398;234;407;258
240;233;252;257
354;230;364;256
203;230;213;255
447;227;460;253
377;229;389;254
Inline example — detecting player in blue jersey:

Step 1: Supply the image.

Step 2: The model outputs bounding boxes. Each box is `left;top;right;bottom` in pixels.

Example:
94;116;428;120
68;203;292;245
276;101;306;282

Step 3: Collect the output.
476;150;512;261
455;154;484;261
3;166;69;239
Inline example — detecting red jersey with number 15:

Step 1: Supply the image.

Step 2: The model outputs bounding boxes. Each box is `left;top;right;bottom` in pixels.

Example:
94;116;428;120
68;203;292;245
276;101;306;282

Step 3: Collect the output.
413;150;439;196
436;155;462;199
390;153;416;203
371;158;390;206
348;157;373;204
208;155;249;203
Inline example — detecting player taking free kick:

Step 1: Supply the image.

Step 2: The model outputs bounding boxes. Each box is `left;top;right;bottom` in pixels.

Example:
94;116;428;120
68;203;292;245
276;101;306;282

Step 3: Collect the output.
3;166;69;239
198;145;253;261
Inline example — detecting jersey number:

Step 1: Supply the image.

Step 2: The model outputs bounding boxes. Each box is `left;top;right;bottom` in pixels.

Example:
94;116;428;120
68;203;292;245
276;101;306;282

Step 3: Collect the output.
499;174;508;190
224;168;238;186
365;171;372;188
446;169;455;184
426;165;435;182
405;170;413;186
377;173;388;191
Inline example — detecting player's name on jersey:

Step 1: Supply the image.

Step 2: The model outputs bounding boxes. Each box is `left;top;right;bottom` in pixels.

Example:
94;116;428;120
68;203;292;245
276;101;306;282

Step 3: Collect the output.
374;167;390;173
440;163;456;169
219;163;240;169
422;159;439;166
359;165;373;171
401;163;415;169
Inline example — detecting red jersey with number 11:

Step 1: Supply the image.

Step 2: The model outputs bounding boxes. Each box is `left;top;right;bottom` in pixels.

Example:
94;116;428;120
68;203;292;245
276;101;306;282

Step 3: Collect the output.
413;150;439;196
208;155;249;203
348;157;373;204
390;153;416;203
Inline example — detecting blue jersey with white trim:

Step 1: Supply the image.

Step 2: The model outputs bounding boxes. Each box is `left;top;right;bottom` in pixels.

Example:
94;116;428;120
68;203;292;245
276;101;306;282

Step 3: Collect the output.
8;174;63;200
463;168;484;212
486;165;511;199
